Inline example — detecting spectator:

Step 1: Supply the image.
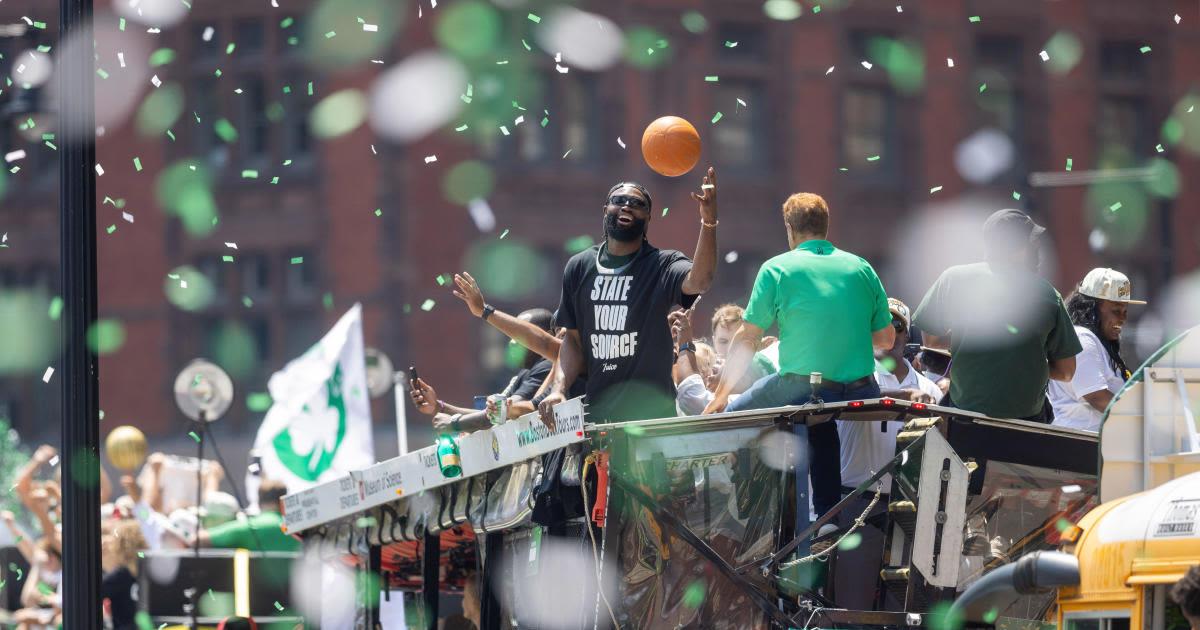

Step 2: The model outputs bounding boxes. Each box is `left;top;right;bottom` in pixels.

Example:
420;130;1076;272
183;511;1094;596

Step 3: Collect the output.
198;480;299;552
1170;565;1200;630
669;308;770;415
101;520;146;630
539;168;719;426
710;303;779;369
831;298;942;609
15;446;62;551
411;307;556;432
913;209;1081;421
915;346;952;396
1048;268;1143;431
118;467;192;550
704;192;894;518
8;535;61;628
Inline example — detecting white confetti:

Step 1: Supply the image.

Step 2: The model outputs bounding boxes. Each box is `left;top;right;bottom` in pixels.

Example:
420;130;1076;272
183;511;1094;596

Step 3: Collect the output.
150;74;161;87
861;60;873;69
724;251;739;263
1039;50;1049;61
20;17;32;25
118;52;126;68
736;98;747;107
147;27;161;34
180;280;188;289
224;242;238;249
424;155;437;163
95;163;105;176
122;212;134;223
500;125;510;136
5;150;26;163
825;66;835;75
47;455;59;467
1175;14;1181;24
947;58;955;67
418;5;422;18
896;5;902;11
42;367;54;383
617;137;625;149
555;64;569;73
554;52;562;63
202;26;214;41
1061;484;1082;494
370;144;377;154
467;197;496;232
15;64;25;74
363;23;378;32
371;59;384;64
514;115;525;126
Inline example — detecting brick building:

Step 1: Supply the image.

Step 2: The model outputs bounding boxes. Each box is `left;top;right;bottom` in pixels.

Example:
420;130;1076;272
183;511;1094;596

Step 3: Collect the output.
0;0;1196;450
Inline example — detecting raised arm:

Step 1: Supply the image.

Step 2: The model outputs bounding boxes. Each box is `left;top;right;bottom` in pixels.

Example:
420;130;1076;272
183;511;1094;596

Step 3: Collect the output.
537;329;585;430
144;453;165;514
16;445;55;512
681;167;719;296
703;321;765;414
453;272;562;361
1;510;35;563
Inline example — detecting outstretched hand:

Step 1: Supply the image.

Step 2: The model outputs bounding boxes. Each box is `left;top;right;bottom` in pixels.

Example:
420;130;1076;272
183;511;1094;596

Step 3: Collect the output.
668;308;694;345
452;272;486;318
689;166;718;224
409;377;440;415
537;392;563;432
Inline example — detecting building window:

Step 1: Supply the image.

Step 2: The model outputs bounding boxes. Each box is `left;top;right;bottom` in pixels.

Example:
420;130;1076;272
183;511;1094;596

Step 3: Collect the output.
192;77;228;166
234;19;265;58
285;311;319;357
238;74;269;163
711;81;766;171
282;72;312;160
195;255;227;308
842;85;893;171
1096;40;1150;165
1099;42;1147;83
193;24;220;61
240;253;272;299
715;23;766;60
559;76;596;164
284;251;317;300
972;35;1025;183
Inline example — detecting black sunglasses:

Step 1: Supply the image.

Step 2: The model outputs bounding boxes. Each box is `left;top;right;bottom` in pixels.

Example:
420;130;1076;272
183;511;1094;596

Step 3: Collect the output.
892;319;907;332
608;195;648;211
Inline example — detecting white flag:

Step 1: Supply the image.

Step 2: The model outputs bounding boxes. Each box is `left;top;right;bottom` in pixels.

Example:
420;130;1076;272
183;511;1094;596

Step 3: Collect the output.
252;303;374;491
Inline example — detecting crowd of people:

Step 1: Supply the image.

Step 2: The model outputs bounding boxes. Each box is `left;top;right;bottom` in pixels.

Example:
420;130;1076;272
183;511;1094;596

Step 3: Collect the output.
1;442;297;630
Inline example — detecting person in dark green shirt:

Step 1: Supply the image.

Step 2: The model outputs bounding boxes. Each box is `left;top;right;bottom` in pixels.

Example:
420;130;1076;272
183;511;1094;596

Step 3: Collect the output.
912;209;1082;421
199;480;299;552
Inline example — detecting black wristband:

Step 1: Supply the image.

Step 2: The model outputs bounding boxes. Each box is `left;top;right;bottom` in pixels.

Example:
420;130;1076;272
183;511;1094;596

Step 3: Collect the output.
482;304;496;321
450;414;462;432
678;341;696;354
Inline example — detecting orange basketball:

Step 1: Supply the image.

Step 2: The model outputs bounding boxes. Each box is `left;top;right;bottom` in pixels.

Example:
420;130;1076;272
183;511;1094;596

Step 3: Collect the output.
641;116;701;177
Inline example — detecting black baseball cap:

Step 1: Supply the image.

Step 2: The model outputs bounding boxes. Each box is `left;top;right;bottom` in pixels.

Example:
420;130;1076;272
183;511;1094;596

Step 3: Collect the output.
982;209;1045;246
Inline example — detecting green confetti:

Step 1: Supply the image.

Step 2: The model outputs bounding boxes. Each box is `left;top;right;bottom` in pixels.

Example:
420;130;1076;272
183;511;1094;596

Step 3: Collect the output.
222;255;234;262
290;256;304;264
274;601;284;611
214;69;222;77
682;580;706;608
283;85;291;94
499;229;509;239
119;18;126;30
324;31;336;38
96;68;109;79
725;41;738;47
323;292;334;310
374;208;382;216
270;176;279;184
527;13;541;23
149;48;176;67
189;431;200;442
137;552;144;558
1066;158;1073;171
930;186;943;193
1156;144;1164;153
208;588;215;600
307;81;314;96
106;225;116;234
866;155;881;161
562;149;572;158
133;157;143;171
247;392;272;411
420;299;435;311
1012;191;1021;200
225;43;236;54
838;532;863;550
241;169;259;179
704;75;719;82
281;17;294;28
242;296;253;308
436;275;447;286
979;83;987;93
455;124;469;131
522;39;532;51
711;112;723;124
983;608;999;623
1055;517;1073;532
812;5;821;12
1006;324;1019;334
1139;46;1151;53
44;141;56;150
540;117;548;127
1110;201;1123;211
968;16;981;22
214;118;238;143
661;207;669;217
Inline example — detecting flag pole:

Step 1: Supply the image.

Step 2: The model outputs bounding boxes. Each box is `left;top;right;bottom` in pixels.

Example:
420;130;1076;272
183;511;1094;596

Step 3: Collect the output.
394;373;409;455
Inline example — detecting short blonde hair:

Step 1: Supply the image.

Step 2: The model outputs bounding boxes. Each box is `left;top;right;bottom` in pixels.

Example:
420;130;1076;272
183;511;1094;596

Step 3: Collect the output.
782;193;829;238
694;341;717;377
711;304;744;335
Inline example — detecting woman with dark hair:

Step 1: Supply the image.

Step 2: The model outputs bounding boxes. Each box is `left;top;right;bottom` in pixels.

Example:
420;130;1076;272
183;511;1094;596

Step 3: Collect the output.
1048;268;1144;431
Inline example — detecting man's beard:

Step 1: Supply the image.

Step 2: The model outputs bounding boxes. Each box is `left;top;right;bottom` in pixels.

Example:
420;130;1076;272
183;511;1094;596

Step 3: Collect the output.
604;212;646;242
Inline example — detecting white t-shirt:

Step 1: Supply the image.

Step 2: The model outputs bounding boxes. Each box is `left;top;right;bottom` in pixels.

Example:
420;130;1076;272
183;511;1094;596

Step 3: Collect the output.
1049;326;1124;432
838;359;942;489
675;373;740;416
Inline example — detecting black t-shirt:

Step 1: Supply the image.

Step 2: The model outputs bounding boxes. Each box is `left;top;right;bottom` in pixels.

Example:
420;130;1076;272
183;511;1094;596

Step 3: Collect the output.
555;242;695;422
102;566;138;630
505;358;552;400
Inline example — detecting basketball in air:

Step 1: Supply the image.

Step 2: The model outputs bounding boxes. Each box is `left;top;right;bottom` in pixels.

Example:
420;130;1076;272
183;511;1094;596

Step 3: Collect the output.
105;425;148;471
641;116;701;177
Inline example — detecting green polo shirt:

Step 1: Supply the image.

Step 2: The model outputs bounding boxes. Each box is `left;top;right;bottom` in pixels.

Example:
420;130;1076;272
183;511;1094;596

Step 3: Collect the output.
208;511;300;552
743;240;891;383
912;262;1082;419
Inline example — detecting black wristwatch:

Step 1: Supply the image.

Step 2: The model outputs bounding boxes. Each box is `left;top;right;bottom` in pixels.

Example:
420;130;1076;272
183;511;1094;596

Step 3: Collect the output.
481;304;496;321
678;341;696;354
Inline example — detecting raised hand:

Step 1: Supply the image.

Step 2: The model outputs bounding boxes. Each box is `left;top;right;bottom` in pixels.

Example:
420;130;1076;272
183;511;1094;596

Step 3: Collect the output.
689;166;718;225
452;272;486;318
409;377;440;416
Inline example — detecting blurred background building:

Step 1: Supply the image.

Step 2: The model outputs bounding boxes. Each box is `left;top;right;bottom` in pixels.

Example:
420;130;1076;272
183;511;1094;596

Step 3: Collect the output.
0;0;1196;457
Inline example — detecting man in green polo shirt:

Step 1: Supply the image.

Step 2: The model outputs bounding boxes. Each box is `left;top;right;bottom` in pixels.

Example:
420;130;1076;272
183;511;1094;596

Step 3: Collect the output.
704;192;895;518
912;209;1080;422
199;480;300;552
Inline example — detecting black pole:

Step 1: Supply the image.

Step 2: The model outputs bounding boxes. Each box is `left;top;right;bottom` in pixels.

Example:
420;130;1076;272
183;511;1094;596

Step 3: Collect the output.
59;0;99;628
421;532;440;630
191;417;205;630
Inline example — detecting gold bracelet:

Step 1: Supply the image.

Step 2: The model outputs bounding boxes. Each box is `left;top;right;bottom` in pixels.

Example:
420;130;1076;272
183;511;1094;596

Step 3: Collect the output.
701;219;719;228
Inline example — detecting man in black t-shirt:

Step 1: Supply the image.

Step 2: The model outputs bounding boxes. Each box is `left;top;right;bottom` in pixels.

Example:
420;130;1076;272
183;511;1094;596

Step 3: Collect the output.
538;167;720;425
